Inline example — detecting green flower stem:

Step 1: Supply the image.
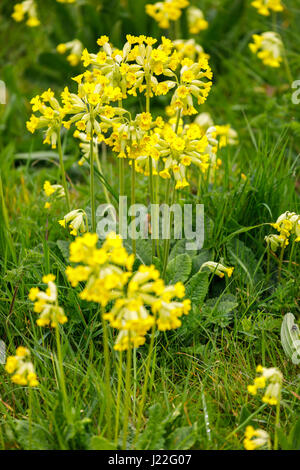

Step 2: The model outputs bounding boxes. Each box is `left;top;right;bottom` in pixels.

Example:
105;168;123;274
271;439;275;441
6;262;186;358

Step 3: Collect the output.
119;157;125;236
162;181;175;279
122;343;132;450
55;325;70;423
145;78;156;260
288;239;296;271
283;45;293;84
266;248;271;281
278;244;285;282
57;131;71;213
0;422;4;450
95;151;112;207
28;387;33;450
162;178;171;279
0;176;16;263
161;101;178;278
118;99;125;238
114;351;123;445
89;119;96;232
274;393;281;450
135;322;157;446
131;159;136;256
101;309;112;439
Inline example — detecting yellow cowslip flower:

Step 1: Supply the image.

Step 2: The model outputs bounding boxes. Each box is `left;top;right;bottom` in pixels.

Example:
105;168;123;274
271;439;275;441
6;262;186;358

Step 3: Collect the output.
28;275;68;327
59;209;88;236
57;0;76;3
74;131;101;166
26;89;67;148
67;233;191;350
105;113;162;163
249;32;283;68
251;0;283;16
194;114;238;148
248;365;283;406
84;35;179;100
170;57;213;115
59;71;125;139
104;264;190;333
57;39;83;66
200;261;234;278
265;233;288;252
173;39;210;64
214;124;239;148
5;347;39;387
244;426;271;450
146;0;189;29
43;181;64;207
66;232;134;306
266;211;300;249
12;1;40;27
187;7;208;35
152;122;217;189
43;180;65;209
272;211;300;239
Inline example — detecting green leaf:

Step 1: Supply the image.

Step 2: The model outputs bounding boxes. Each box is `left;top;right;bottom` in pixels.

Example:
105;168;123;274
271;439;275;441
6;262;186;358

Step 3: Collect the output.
166;424;197;450
202;294;238;329
166;253;192;284
89;435;117;450
185;271;209;308
227;238;263;286
136;403;166;450
191;250;212;275
169;239;196;260
57;240;70;261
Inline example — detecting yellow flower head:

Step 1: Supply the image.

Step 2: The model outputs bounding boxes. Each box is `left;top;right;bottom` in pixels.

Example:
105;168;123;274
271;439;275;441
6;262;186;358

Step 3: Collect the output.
5;346;38;387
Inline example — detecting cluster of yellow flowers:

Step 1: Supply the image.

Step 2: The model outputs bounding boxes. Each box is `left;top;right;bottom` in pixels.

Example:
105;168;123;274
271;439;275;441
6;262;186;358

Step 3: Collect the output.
248;365;283;405
244;426;271;450
43;180;65;209
200;261;234;278
66;232;191;350
249;32;283;68
152;122;217;189
146;0;189;29
12;0;76;27
173;39;209;63
5;347;38;387
186;7;208;35
57;39;83;66
59;209;88;236
28;274;68;327
145;1;208;35
12;0;40;27
251;0;283;16
27;35;215;190
194;112;239;149
26;89;67;147
266;211;300;252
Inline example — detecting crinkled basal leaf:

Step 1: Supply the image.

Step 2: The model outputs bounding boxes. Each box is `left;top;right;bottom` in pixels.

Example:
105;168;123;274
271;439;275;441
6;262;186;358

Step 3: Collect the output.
280;313;300;365
166;253;192;284
227;238;264;286
185;271;209;308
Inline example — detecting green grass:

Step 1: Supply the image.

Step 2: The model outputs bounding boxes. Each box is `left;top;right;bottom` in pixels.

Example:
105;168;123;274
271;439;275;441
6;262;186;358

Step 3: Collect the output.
0;0;300;450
